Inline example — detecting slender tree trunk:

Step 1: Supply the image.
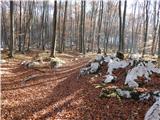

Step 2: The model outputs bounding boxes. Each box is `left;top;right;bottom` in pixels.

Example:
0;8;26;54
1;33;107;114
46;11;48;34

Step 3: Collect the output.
142;1;149;57
27;25;31;51
9;1;14;58
19;1;22;52
118;0;122;52
79;0;83;53
158;24;160;66
131;1;137;53
57;1;61;53
60;1;67;53
69;3;73;50
22;2;34;53
50;1;57;57
151;1;157;55
2;7;8;49
82;1;86;55
91;11;97;53
121;0;127;53
151;1;159;55
97;0;103;53
89;1;94;52
74;1;78;51
41;1;45;50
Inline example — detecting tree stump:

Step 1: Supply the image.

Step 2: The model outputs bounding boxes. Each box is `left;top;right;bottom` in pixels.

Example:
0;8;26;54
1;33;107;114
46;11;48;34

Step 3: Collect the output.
116;51;124;60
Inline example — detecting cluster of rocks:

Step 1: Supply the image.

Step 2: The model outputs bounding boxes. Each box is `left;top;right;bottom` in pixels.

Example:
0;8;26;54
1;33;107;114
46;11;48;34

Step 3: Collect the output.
80;52;160;88
21;57;63;69
100;87;160;101
80;52;160;120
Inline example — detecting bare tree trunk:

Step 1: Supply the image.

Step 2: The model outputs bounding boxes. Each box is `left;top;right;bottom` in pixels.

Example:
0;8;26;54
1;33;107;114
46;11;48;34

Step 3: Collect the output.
27;24;31;51
19;1;22;52
88;1;95;52
97;0;103;53
57;1;61;53
91;5;98;53
158;24;160;66
69;3;73;50
82;1;86;55
22;2;34;53
74;1;79;51
142;1;149;57
41;1;45;50
50;1;57;57
79;0;83;53
151;1;159;55
9;1;14;58
60;1;67;53
118;0;122;52
131;1;137;53
1;6;8;49
118;0;127;53
121;0;127;53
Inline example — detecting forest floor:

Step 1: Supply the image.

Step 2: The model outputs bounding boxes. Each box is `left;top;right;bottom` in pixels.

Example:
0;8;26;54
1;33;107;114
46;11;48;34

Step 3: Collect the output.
1;50;160;120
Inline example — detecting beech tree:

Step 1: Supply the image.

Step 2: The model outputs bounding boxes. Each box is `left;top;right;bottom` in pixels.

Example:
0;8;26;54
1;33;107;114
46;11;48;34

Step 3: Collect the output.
158;24;160;66
18;1;22;52
142;1;149;57
79;0;86;54
60;1;68;53
57;1;61;52
8;1;14;58
50;0;57;57
97;0;103;53
151;1;159;55
1;0;159;58
119;0;127;53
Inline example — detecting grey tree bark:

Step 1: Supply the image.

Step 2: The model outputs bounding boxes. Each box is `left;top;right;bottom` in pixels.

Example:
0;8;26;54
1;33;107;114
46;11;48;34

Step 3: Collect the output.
19;1;22;52
50;0;57;57
60;1;68;53
9;1;14;58
97;0;103;53
142;1;149;57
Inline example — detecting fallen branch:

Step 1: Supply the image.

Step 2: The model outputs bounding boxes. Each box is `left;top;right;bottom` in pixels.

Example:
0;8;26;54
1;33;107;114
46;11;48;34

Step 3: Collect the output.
21;74;39;84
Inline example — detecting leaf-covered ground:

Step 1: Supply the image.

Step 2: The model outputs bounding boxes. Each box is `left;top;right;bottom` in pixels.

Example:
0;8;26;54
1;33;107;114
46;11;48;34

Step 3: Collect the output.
1;51;160;120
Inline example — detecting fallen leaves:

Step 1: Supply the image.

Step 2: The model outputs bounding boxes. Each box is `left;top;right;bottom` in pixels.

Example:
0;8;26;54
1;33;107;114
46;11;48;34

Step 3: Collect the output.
1;52;160;120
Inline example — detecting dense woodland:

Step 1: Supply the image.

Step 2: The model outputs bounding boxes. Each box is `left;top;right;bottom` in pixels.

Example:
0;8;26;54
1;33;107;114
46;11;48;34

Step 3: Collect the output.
1;0;160;58
1;0;160;120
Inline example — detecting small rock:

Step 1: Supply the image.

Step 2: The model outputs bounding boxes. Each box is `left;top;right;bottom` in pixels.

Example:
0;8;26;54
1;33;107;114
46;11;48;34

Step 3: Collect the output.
89;62;100;74
144;99;160;120
0;60;6;64
95;54;103;62
104;74;116;83
127;80;139;88
116;89;131;98
139;93;151;101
